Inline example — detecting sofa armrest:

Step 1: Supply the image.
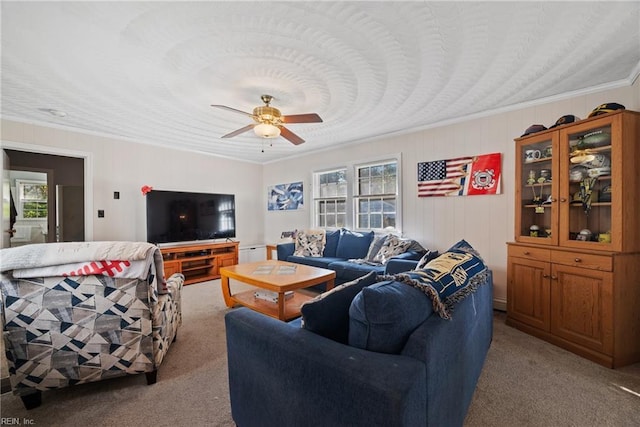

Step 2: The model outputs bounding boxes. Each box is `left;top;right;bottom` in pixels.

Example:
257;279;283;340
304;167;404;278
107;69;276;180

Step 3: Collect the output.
276;242;295;260
225;308;426;427
385;258;418;275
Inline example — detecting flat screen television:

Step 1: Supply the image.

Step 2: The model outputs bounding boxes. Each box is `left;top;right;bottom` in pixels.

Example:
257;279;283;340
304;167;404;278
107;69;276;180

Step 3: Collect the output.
146;190;236;245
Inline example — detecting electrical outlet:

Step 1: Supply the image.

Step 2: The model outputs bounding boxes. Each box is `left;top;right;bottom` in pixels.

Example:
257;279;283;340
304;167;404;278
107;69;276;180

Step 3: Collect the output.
114;191;120;199
98;210;104;218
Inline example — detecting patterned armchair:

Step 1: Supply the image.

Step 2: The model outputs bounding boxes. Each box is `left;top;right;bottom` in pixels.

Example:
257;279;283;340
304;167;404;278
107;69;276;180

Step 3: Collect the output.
0;242;183;409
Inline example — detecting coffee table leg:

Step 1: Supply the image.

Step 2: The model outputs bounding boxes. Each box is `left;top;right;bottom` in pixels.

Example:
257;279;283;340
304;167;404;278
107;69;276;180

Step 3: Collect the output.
221;274;234;308
325;277;335;291
277;292;285;320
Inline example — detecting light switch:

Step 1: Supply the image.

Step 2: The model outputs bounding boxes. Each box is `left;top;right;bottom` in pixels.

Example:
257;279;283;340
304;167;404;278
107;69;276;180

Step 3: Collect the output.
98;210;104;218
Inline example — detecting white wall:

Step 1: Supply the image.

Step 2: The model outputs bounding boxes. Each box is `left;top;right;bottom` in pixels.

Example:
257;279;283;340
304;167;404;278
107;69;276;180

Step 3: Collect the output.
0;122;265;247
263;80;640;307
1;79;638;307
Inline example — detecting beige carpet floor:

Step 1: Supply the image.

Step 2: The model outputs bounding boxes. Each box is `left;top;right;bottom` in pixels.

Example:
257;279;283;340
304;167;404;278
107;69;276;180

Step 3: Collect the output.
1;279;639;426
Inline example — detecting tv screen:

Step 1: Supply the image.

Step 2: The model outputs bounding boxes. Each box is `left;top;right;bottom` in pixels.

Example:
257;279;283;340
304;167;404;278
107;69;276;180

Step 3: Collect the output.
146;190;236;245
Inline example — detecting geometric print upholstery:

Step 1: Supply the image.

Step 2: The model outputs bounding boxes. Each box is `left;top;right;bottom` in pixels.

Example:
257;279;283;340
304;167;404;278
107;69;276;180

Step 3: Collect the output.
0;266;183;399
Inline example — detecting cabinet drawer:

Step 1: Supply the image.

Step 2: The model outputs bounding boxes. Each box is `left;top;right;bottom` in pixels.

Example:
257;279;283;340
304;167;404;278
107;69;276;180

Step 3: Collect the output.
508;245;550;262
550;251;612;271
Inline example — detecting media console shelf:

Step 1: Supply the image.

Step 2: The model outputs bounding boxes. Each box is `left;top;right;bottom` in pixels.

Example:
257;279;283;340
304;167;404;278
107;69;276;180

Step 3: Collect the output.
160;241;239;285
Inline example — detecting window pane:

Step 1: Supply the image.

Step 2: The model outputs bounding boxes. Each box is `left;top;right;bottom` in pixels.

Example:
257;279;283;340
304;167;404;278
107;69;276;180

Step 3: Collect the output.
383;213;396;228
370;213;383;229
326;202;336;213
371;178;383;194
326;216;336;227
337;181;347;197
22;184;47;200
358;214;369;228
337;200;346;213
359;178;370;196
337;213;346;227
371;165;383;177
383;198;396;212
358;200;369;213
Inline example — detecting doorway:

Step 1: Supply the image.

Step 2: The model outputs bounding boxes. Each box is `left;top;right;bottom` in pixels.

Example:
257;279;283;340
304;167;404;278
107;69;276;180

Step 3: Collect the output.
1;144;91;248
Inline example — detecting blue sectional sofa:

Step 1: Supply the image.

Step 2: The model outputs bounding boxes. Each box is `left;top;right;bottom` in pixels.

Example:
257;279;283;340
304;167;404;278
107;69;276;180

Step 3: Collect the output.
225;239;494;426
276;228;427;288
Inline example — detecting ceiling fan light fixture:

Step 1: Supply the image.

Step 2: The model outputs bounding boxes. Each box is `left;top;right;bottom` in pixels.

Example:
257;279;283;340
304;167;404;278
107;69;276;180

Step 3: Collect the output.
254;123;281;139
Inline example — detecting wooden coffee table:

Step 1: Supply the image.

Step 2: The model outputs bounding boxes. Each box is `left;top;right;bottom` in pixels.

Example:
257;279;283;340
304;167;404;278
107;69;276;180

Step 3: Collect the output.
220;260;336;321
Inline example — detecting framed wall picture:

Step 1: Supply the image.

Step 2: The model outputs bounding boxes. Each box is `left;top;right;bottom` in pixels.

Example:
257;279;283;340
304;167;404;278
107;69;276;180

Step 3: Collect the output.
267;181;303;211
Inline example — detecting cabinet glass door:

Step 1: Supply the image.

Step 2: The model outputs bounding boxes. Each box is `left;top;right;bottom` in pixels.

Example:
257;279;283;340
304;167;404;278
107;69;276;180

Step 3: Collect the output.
560;122;613;248
515;132;557;244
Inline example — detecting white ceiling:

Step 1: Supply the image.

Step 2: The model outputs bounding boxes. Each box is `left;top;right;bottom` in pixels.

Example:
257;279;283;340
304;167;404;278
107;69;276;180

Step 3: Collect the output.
2;2;639;164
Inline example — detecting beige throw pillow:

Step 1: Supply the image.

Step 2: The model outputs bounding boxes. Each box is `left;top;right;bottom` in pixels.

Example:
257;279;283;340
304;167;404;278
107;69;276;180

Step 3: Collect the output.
372;235;412;264
293;229;326;257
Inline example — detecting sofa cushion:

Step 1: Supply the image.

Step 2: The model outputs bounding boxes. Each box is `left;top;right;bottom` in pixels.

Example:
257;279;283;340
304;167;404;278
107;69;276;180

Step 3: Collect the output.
300;271;378;344
327;260;386;282
322;229;341;257
286;255;343;270
373;235;413;264
293;229;326;257
390;239;488;319
336;229;374;259
348;280;432;354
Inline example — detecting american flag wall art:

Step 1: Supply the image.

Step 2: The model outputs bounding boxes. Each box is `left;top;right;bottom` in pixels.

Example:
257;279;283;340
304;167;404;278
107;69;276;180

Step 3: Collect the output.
417;153;501;197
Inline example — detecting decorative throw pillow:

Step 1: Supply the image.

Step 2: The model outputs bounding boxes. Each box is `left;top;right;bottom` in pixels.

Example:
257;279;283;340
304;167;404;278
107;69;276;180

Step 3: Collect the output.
348;280;433;354
389;239;488;319
293;229;326;257
364;234;389;263
336;229;375;259
300;271;378;344
323;229;341;257
372;235;412;264
414;249;439;269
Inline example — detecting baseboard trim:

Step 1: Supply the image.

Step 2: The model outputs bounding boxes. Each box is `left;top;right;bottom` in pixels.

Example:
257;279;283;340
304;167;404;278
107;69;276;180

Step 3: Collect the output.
493;298;507;312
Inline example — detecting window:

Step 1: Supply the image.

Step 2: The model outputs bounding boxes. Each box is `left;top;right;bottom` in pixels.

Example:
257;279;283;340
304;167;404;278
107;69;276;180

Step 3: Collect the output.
355;162;397;229
16;180;48;219
314;168;347;228
313;156;400;231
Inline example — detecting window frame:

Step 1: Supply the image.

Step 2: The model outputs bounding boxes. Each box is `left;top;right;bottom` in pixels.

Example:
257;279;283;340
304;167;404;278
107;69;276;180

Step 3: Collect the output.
311;154;402;232
354;160;399;230
312;167;348;229
15;179;48;220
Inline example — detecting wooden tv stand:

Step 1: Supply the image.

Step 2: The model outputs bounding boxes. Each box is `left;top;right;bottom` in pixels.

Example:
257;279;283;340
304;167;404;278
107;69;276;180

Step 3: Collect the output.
160;241;239;285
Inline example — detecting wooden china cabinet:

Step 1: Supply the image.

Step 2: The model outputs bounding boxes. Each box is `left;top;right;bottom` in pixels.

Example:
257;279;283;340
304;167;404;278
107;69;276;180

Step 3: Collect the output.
506;110;640;368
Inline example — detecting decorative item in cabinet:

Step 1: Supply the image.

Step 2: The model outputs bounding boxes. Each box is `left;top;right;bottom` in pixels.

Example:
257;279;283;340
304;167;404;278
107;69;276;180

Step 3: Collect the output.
514;129;559;246
560;123;614;249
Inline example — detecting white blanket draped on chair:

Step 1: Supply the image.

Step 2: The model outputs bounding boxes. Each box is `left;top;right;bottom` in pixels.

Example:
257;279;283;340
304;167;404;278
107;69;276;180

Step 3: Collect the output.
0;241;165;281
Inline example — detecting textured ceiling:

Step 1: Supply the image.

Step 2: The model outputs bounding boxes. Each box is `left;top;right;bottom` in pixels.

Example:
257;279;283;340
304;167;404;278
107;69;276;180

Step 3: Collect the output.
2;2;639;164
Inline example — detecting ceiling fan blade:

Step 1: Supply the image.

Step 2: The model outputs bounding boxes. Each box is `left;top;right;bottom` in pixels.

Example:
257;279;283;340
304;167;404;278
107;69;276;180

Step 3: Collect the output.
211;105;254;118
282;113;323;124
279;126;305;145
222;124;255;138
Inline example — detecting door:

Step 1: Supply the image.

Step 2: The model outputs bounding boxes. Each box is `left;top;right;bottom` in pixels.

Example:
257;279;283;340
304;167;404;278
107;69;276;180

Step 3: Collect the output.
507;256;551;331
550;264;613;354
1;150;11;248
57;185;85;241
515;131;558;245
